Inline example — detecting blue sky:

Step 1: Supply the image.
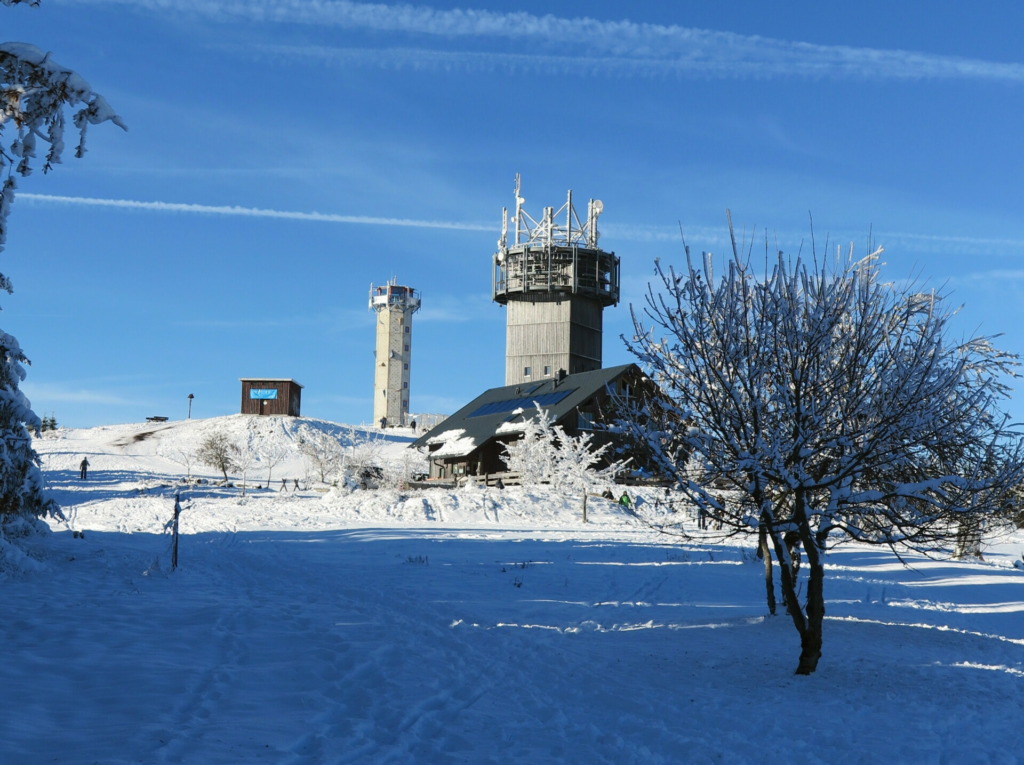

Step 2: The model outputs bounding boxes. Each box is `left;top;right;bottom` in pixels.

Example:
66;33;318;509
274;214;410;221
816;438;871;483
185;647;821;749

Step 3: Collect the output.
5;0;1024;428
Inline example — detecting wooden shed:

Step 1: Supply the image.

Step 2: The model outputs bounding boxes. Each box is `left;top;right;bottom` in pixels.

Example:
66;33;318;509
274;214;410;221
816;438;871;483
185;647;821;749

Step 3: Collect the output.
240;378;303;416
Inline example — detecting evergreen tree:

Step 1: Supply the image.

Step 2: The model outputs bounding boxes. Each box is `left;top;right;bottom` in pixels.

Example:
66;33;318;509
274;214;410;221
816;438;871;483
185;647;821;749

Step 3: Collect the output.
0;1;124;523
0;331;56;518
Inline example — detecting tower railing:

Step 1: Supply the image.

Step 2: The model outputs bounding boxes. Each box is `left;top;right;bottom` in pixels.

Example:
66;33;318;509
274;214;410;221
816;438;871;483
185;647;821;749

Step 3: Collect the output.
492;176;619;306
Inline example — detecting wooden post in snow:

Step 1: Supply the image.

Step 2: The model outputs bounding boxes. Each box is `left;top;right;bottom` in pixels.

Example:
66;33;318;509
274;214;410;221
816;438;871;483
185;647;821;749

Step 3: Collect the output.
171;493;182;571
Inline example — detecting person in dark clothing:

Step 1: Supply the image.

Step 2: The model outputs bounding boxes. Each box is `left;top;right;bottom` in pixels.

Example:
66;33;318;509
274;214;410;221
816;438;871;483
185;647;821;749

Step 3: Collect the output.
79;457;90;480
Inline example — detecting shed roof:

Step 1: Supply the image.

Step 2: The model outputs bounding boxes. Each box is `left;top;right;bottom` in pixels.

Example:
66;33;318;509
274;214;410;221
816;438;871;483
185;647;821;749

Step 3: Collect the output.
239;378;304;388
412;363;639;459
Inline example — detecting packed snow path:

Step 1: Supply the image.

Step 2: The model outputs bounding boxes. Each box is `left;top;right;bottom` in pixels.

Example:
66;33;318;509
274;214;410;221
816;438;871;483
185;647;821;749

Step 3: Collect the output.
2;419;1023;762
5;523;1024;763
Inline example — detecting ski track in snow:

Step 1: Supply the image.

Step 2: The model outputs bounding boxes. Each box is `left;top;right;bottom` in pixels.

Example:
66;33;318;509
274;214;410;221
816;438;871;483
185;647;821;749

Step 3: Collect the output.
2;418;1023;763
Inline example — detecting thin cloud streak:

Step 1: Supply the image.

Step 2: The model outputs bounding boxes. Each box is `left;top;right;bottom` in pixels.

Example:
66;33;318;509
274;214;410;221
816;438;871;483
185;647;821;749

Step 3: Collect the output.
18;193;492;233
22;382;136;406
20;194;1022;256
68;0;1024;83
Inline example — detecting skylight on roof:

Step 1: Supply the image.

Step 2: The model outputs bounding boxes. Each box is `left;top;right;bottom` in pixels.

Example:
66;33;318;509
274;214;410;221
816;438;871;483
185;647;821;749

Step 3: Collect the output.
468;389;575;418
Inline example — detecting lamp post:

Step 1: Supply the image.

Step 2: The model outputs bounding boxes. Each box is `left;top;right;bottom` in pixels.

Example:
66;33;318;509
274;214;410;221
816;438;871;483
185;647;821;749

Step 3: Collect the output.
187;393;194;419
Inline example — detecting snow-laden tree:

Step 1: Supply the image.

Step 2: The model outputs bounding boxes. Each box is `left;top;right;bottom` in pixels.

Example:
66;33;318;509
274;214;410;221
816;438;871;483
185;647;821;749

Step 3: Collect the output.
622;228;1024;674
258;441;288;489
0;1;124;524
1;36;126;253
0;330;56;518
160;445;196;484
196;432;239;483
502;405;626;521
234;441;258;497
500;407;559;486
297;425;344;485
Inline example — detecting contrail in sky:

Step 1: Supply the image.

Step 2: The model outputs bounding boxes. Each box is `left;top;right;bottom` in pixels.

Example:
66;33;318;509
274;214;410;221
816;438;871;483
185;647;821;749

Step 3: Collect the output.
18;193;493;232
20;193;1022;257
60;0;1024;83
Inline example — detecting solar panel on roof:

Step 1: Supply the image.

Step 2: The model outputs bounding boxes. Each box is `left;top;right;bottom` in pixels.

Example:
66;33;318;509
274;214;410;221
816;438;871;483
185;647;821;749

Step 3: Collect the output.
468;388;576;418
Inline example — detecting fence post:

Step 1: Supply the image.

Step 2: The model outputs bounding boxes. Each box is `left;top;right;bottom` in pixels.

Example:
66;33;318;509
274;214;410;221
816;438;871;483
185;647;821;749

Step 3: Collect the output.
171;493;182;570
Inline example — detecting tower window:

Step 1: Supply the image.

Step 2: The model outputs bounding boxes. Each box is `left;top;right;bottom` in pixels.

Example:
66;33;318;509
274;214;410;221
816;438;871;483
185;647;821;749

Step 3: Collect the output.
405;326;410;333
524;366;532;377
543;365;551;376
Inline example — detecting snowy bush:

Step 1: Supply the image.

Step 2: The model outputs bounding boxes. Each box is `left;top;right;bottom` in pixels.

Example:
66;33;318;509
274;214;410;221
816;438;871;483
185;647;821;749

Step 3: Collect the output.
501;405;626;521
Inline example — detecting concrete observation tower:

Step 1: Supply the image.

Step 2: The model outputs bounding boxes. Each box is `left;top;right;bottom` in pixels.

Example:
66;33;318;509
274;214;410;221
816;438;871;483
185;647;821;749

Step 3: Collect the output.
493;175;620;385
370;279;420;427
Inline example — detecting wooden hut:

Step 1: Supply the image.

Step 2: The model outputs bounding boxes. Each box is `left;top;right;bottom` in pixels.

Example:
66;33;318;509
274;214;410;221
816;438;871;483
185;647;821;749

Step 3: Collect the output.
239;378;303;416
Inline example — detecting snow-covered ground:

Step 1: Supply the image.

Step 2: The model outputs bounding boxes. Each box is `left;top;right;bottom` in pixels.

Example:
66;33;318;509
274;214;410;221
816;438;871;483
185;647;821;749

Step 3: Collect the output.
3;415;1023;763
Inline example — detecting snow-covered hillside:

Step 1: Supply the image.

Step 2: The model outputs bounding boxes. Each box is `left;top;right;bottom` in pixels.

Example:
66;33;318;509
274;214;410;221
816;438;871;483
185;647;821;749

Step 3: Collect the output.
1;416;1022;763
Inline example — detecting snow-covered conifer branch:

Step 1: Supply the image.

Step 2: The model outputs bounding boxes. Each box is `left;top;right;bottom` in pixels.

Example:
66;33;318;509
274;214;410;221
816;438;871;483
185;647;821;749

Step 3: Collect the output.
0;40;126;256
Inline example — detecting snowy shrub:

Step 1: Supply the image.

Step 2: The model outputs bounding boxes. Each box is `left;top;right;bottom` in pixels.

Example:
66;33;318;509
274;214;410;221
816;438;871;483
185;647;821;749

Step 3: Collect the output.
501;405;626;522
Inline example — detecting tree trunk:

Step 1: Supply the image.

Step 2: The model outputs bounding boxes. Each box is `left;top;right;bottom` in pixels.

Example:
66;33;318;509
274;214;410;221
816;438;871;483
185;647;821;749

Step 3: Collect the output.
794;492;825;675
954;516;984;560
768;527;807;642
795;540;825;675
758;521;776;615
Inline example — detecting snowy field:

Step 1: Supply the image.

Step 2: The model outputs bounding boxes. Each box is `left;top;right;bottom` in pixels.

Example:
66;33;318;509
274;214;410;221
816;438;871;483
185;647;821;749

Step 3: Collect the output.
2;415;1023;764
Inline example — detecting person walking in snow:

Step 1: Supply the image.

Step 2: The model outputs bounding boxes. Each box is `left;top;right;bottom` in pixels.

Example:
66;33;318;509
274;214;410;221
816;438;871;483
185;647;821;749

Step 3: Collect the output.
618;491;631;509
79;457;90;480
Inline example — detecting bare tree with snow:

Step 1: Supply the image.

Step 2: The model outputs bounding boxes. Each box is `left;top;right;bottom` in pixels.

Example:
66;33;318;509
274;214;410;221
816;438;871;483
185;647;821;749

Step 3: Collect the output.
622;223;1024;674
196;432;239;484
160;445;196;485
0;1;124;524
258;441;288;489
297;425;344;485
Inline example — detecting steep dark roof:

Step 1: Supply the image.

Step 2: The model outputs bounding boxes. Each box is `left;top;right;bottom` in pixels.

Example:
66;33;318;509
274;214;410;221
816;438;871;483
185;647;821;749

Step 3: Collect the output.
412;363;639;459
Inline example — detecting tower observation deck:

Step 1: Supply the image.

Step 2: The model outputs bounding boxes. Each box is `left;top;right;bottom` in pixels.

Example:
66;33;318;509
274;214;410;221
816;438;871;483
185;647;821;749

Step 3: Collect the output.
370;279;420;427
492;175;620;385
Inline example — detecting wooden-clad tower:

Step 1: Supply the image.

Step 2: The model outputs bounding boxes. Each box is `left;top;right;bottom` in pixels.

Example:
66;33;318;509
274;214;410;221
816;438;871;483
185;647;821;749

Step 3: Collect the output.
492;175;620;385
